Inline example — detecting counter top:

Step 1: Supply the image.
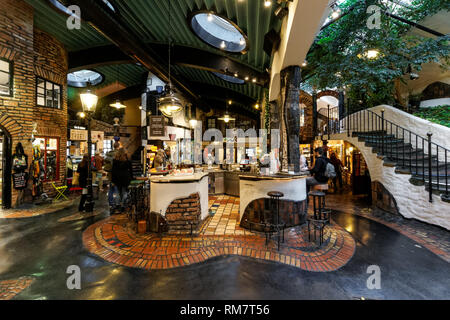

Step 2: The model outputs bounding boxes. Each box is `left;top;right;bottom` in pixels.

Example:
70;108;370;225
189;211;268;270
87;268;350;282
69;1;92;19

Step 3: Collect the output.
150;172;209;183
239;173;309;181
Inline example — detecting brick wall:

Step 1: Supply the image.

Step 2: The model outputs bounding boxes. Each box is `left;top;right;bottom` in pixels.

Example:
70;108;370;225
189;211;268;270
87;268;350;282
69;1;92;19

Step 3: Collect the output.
165;193;202;233
0;0;68;207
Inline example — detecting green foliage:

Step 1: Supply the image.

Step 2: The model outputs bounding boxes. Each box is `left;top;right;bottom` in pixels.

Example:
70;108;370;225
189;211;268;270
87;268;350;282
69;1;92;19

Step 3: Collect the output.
413;105;450;128
305;0;450;108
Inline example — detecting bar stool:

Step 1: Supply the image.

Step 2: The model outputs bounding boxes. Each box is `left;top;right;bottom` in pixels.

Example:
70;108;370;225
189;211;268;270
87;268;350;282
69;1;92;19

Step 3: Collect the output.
307;191;330;245
267;191;285;250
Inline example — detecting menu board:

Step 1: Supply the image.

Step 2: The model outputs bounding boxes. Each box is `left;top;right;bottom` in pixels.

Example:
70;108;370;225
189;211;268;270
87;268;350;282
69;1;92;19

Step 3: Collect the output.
149;116;165;136
13;172;27;189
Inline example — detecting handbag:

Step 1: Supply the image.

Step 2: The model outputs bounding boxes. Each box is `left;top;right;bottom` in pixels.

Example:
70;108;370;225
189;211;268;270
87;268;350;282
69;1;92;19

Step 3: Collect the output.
72;172;80;186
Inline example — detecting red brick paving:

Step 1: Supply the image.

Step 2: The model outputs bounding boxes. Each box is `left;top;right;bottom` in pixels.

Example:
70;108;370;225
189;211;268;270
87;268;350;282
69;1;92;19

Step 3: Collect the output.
0;277;34;300
83;214;356;272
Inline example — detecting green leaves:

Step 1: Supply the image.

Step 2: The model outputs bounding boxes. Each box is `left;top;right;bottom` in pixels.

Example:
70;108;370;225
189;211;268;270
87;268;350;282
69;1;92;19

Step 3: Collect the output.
413;105;450;128
304;0;450;108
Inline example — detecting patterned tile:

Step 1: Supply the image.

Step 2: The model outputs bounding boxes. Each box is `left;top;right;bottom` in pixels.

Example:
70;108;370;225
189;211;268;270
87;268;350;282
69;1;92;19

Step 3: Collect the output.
0;277;34;300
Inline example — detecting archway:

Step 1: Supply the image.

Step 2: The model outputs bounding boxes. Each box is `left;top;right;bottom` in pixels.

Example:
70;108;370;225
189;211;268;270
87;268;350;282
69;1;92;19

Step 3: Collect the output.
316;91;339;136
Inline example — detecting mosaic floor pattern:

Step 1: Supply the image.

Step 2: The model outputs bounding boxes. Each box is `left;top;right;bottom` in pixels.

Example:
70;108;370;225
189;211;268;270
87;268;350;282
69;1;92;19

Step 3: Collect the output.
83;196;356;272
0;277;34;300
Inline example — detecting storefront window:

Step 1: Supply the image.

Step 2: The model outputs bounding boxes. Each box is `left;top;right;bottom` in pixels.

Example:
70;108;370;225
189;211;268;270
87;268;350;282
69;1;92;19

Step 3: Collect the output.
34;137;60;181
103;140;113;154
0;58;13;96
207;118;216;129
36;77;62;109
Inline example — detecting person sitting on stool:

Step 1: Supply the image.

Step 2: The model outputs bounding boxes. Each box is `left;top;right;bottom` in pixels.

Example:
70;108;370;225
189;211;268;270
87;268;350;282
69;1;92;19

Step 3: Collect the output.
306;147;329;193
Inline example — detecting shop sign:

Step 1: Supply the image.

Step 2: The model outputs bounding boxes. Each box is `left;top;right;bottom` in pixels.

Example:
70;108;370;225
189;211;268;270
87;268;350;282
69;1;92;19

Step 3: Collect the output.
149;116;165;136
70;129;88;141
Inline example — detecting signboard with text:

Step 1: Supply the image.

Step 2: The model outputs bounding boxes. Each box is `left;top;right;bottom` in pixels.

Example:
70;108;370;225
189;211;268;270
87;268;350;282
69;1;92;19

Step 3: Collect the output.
149;116;165;136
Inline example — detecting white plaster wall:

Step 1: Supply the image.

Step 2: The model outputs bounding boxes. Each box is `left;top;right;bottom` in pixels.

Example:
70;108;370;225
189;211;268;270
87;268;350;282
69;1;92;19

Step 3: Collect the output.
150;176;209;220
329;132;450;230
419;98;450;108
239;178;307;220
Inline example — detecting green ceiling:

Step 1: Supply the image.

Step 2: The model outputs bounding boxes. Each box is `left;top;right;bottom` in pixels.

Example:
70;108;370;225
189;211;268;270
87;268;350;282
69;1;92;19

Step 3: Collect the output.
94;63;147;88
114;0;281;72
25;0;280;108
25;0;111;50
172;65;264;101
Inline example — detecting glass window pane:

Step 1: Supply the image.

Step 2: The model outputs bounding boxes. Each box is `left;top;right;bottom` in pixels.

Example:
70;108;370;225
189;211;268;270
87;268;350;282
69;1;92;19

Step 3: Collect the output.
37;95;45;106
0;60;9;72
47;138;58;150
46;150;57;181
37;78;45;88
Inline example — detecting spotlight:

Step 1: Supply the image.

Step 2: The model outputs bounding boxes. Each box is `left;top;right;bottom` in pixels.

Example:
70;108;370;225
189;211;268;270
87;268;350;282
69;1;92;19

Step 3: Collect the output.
264;0;272;8
220;41;226;49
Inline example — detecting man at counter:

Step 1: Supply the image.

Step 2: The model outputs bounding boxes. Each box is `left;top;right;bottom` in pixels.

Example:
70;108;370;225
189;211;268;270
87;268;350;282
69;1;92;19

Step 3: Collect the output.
306;147;329;192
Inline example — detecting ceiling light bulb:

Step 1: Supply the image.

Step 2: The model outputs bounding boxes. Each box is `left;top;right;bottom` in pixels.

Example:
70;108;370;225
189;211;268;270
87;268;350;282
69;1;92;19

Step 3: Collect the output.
302;61;307;67
224;116;230;123
255;104;260;110
228;100;232;105
366;49;380;59
264;0;272;8
240;38;245;46
331;9;341;19
207;13;213;21
234;72;238;77
245;76;249;81
220;41;226;49
252;78;257;83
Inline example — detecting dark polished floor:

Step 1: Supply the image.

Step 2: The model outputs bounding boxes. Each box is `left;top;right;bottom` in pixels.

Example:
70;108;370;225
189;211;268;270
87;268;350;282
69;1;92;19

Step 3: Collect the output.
0;194;449;300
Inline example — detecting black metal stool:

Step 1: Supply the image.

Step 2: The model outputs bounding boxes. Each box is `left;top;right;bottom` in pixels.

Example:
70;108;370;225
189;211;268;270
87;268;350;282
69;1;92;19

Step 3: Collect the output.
267;191;285;250
307;191;330;245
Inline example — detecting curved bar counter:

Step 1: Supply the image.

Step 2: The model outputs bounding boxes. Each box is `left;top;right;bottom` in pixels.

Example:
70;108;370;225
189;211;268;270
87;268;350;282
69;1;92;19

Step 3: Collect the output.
150;173;209;232
239;174;308;231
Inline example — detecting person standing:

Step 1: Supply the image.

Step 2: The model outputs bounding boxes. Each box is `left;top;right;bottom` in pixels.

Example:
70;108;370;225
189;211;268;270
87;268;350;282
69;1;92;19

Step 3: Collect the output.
330;153;344;193
111;148;133;212
104;142;120;212
77;154;89;212
94;152;104;191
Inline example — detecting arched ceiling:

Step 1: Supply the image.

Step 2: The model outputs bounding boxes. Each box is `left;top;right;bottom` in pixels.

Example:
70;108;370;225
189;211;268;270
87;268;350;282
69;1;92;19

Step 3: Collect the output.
25;0;283;118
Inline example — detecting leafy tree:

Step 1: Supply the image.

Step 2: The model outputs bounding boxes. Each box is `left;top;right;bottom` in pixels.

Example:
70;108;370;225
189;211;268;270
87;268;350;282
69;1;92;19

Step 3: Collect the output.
304;0;449;110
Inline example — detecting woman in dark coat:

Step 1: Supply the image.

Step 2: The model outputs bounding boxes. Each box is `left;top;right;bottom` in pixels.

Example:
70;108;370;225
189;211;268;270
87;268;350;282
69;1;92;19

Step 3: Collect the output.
77;154;89;212
111;148;133;211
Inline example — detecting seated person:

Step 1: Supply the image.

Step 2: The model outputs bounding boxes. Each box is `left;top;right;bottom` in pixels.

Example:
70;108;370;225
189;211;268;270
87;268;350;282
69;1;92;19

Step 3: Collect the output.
306;147;329;191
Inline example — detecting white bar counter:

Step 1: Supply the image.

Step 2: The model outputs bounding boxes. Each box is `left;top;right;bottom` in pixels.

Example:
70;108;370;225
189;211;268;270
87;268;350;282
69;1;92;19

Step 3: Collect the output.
150;173;209;220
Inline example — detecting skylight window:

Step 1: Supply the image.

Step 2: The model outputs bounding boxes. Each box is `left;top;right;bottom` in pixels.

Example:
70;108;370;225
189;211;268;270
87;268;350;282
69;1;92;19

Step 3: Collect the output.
67;70;104;88
189;12;249;53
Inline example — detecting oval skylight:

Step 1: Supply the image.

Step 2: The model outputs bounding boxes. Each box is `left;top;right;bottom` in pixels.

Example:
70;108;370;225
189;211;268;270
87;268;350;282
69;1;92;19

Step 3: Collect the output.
212;72;245;84
190;12;248;53
67;70;104;87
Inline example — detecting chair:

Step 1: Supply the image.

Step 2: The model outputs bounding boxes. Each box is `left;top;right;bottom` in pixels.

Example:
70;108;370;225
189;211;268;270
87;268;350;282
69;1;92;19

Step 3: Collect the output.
307;191;330;245
267;191;285;251
52;182;68;201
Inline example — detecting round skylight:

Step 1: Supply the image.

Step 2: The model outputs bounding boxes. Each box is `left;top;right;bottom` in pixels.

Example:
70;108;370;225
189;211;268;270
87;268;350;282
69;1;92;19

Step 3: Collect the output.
212;72;245;84
67;70;104;87
190;12;249;53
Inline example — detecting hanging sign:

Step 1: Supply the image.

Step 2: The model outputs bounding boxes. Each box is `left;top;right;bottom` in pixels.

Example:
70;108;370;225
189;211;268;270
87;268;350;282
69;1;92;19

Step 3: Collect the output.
149;116;165;136
70;129;88;141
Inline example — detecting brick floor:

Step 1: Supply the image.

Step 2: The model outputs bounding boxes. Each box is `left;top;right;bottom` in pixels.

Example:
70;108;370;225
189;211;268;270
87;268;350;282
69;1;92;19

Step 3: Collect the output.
83;196;356;272
0;277;34;300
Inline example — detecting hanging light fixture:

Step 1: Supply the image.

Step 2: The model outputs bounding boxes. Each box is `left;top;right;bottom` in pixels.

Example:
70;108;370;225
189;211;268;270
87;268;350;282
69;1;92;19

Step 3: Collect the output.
159;0;183;118
219;100;236;123
110;99;126;109
109;64;127;110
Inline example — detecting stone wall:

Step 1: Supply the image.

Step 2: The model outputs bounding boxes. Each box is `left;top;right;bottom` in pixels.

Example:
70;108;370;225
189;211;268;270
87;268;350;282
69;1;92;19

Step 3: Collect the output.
165;193;202;233
0;0;68;206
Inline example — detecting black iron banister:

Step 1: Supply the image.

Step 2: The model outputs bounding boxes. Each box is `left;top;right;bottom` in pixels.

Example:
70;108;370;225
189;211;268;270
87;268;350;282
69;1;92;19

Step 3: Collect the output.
319;107;450;201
